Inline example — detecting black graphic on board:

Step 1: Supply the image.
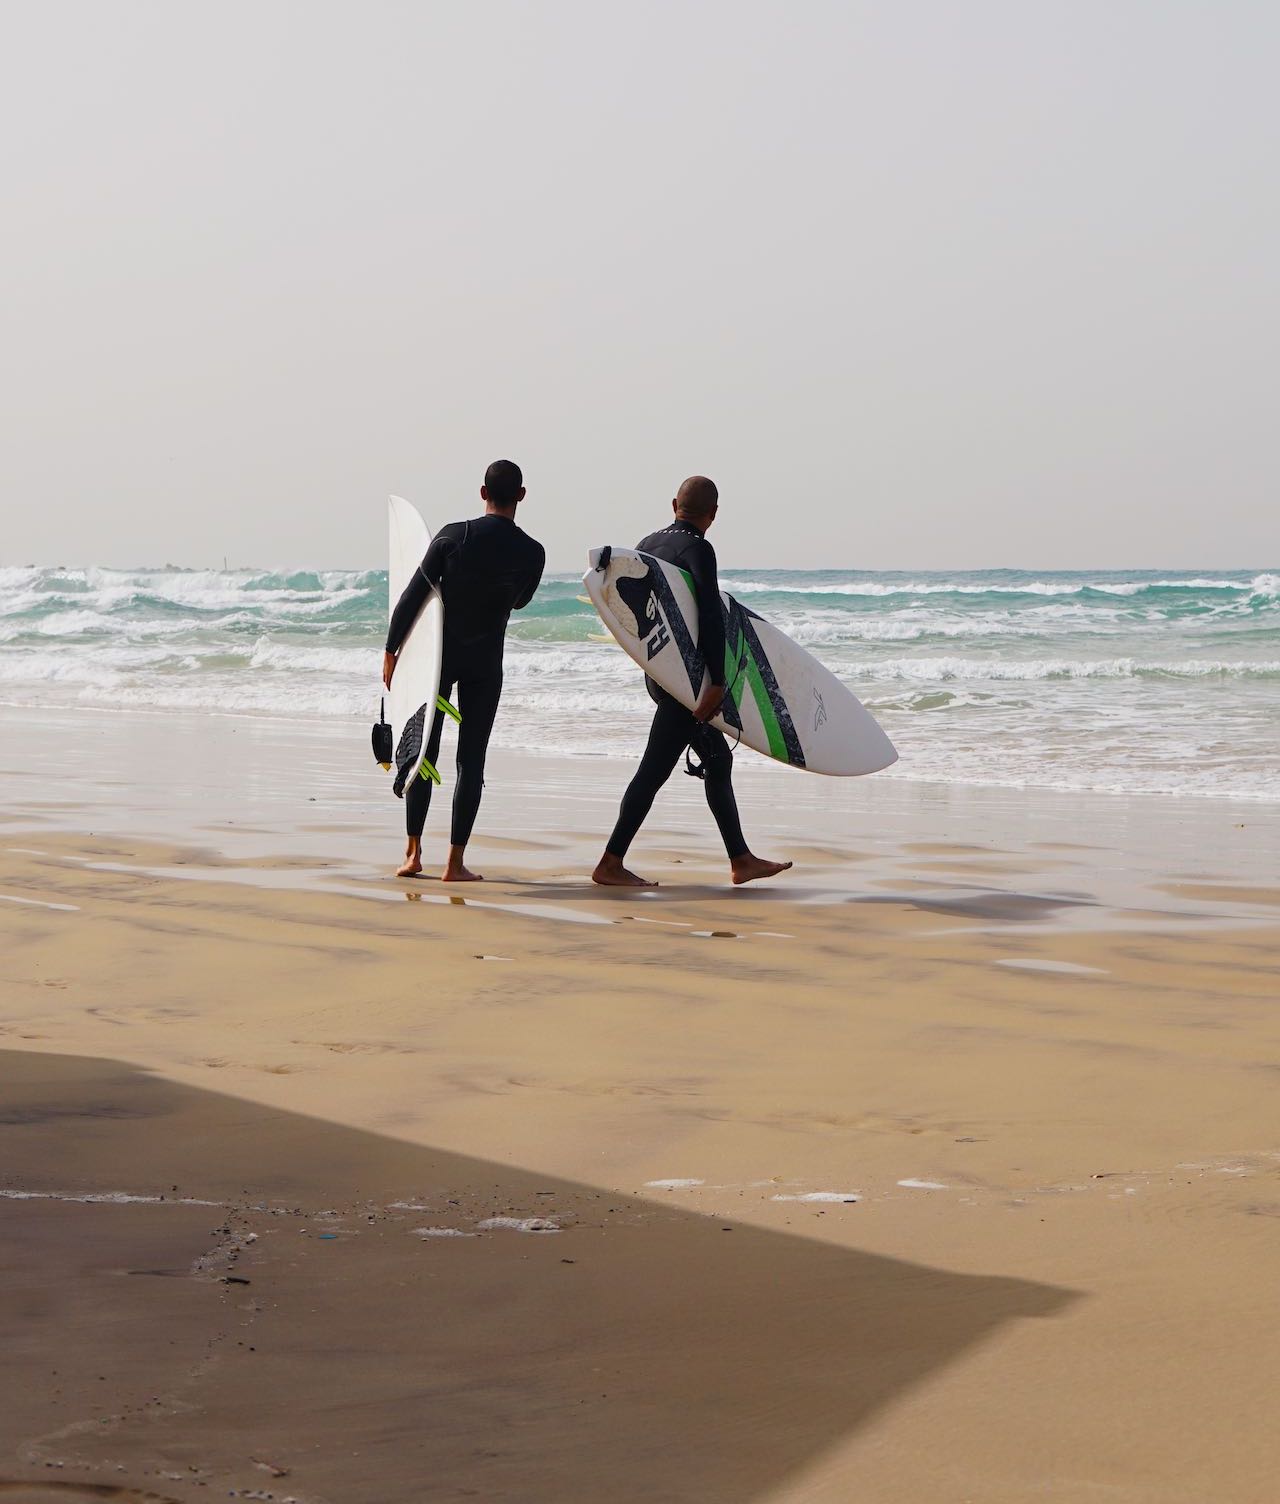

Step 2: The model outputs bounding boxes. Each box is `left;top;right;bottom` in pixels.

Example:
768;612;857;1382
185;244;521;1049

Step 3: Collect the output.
718;596;746;732
616;556;703;698
739;613;805;768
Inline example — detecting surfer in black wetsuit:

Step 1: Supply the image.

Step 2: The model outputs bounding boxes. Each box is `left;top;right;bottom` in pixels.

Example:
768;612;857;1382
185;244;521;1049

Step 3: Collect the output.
383;460;544;881
592;476;792;888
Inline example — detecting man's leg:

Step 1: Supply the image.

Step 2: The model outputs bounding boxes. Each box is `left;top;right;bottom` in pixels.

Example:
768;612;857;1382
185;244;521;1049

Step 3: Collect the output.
691;723;793;885
442;673;503;882
593;697;691;887
398;689;449;877
690;723;748;859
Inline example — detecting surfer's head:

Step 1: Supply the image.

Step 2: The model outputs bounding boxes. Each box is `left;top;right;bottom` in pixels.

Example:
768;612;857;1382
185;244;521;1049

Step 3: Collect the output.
482;459;525;513
673;475;718;531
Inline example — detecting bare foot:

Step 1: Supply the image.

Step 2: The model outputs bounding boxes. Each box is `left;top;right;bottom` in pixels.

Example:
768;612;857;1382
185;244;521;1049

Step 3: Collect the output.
730;854;793;886
592;854;658;888
441;844;482;882
396;840;423;879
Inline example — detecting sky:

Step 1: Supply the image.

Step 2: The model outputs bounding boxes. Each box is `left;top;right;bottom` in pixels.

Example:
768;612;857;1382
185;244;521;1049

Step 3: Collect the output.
2;1;1276;572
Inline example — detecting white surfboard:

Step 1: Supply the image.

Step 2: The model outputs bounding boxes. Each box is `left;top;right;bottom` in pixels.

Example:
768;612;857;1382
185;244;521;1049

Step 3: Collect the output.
585;546;897;777
387;495;445;790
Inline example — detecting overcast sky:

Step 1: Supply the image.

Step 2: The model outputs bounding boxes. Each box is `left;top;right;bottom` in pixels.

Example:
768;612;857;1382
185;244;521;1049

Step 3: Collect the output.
3;1;1276;571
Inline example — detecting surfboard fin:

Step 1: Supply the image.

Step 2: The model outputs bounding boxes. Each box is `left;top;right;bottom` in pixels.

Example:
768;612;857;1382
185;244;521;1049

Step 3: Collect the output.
419;758;442;785
435;695;461;724
371;698;394;767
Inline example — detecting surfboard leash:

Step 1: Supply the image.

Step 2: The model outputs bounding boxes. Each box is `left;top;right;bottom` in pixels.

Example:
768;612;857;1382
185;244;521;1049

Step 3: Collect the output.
685;630;748;779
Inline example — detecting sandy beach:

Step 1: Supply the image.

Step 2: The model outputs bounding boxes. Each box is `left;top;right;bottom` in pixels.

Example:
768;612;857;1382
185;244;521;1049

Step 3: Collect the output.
6;0;1278;1494
1;708;1277;1502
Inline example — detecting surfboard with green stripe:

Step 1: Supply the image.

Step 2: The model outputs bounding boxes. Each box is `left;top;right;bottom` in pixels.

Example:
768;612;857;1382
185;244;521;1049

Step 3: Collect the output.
585;546;898;777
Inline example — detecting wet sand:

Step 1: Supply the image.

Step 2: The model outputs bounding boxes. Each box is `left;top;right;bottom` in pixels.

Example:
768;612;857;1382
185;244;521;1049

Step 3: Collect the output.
1;710;1279;1501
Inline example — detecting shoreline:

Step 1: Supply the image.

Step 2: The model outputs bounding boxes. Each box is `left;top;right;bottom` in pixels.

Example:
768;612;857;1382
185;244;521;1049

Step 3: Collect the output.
4;700;1278;854
6;694;1280;806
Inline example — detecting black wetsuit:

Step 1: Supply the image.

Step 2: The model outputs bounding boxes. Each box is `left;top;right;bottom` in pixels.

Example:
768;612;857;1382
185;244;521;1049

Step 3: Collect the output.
605;519;747;861
386;513;544;845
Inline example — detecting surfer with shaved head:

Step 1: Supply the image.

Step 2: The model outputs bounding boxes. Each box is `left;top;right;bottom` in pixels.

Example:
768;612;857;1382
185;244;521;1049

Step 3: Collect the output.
592;477;792;887
384;460;544;881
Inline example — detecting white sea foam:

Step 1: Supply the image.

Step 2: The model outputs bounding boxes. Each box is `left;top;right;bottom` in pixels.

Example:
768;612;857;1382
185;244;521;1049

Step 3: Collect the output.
476;1216;560;1233
771;1191;860;1203
249;638;378;675
845;656;1280;683
0;892;79;912
996;959;1108;975
0;1188;220;1205
719;574;1272;599
2;562;1277;802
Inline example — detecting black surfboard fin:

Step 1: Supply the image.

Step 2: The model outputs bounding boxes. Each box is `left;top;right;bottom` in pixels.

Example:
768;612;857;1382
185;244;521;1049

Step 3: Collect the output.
372;698;393;770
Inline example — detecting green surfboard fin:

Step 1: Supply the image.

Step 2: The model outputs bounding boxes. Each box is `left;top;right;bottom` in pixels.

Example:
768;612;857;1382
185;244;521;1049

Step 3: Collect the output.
435;695;461;723
418;758;442;785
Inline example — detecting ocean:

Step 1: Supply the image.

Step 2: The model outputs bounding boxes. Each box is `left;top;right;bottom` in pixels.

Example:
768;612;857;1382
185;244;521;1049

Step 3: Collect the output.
2;564;1277;802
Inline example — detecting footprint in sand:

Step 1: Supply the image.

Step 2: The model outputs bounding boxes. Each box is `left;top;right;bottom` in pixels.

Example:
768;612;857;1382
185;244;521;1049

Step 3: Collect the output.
298;1039;420;1057
86;1006;129;1027
88;1004;194;1026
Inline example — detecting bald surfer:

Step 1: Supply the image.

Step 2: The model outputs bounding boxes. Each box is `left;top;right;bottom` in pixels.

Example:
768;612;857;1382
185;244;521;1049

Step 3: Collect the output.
383;460;544;881
592;477;793;887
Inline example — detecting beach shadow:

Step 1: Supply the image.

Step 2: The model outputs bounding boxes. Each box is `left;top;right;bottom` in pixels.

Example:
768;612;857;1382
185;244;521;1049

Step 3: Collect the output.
851;890;1095;923
1;1050;1076;1503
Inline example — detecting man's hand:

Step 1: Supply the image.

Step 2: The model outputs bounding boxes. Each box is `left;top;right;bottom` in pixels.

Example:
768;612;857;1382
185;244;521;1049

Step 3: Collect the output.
383;650;397;690
692;683;725;723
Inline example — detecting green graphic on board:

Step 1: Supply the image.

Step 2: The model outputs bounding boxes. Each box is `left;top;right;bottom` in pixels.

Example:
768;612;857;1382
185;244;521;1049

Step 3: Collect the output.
674;564;800;767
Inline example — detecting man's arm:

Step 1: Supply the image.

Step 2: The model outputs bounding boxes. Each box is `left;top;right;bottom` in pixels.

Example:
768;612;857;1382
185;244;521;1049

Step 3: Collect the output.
513;542;546;610
383;532;452;687
688;538;726;721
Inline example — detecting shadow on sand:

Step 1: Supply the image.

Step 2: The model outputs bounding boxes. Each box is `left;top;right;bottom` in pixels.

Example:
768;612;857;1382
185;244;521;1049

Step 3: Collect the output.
1;1051;1076;1503
851;889;1095;923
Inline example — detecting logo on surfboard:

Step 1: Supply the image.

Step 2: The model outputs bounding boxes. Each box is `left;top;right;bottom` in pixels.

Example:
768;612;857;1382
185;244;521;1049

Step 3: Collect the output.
813;688;828;732
615;568;671;661
644;615;670;659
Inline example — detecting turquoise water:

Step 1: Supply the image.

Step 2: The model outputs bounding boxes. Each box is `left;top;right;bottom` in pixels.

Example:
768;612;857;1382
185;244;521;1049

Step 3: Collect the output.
2;564;1277;800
